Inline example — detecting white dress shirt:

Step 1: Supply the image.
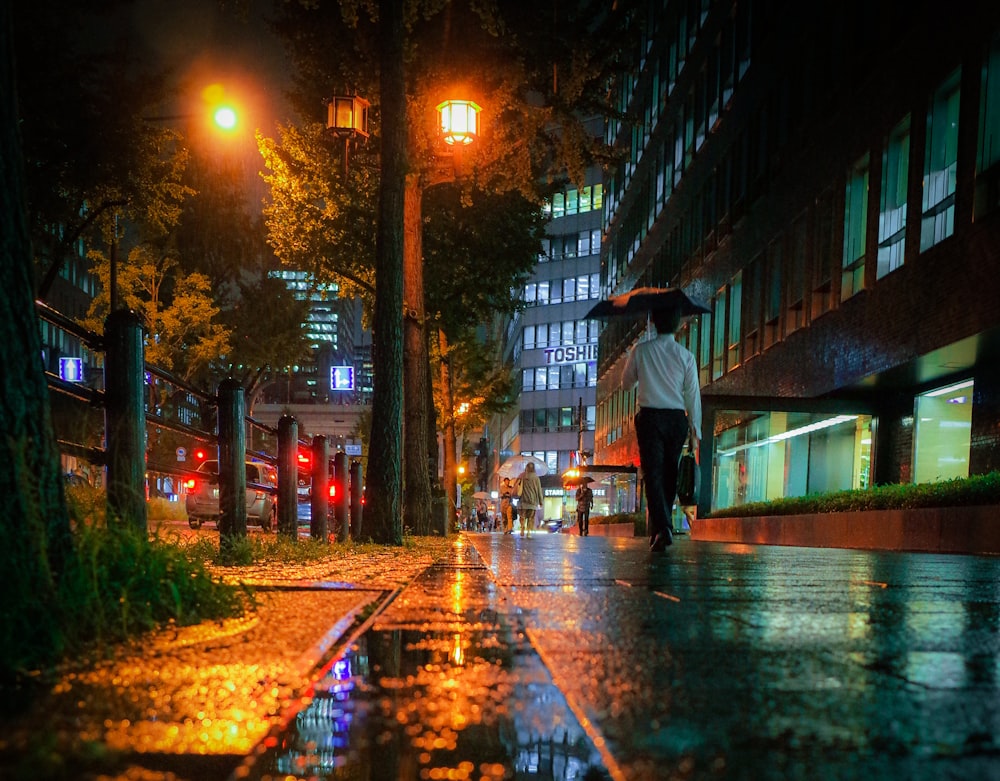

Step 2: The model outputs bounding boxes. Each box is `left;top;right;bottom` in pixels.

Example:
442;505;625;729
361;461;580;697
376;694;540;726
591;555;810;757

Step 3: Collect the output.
622;332;702;439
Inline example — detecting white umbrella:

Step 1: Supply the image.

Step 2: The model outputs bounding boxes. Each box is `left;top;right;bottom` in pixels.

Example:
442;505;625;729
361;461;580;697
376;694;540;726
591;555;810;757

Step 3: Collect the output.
472;491;490;500
497;455;548;479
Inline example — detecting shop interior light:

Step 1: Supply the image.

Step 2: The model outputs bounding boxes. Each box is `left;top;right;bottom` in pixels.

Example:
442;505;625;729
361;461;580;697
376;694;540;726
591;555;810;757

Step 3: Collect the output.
717;415;859;456
925;379;974;398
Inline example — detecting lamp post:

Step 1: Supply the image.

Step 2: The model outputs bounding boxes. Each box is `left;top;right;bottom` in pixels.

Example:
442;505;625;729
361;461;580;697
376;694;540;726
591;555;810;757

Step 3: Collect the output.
403;97;481;535
327;94;370;175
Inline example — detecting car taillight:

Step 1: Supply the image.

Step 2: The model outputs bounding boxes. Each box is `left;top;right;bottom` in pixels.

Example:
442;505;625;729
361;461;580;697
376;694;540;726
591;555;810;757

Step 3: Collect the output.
184;478;196;490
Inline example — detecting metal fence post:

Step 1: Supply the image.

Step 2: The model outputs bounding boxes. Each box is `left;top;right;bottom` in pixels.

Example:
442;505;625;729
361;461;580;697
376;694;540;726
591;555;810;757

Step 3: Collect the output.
350;459;363;540
334;450;349;542
277;415;298;539
104;309;147;532
217;379;247;542
310;435;329;541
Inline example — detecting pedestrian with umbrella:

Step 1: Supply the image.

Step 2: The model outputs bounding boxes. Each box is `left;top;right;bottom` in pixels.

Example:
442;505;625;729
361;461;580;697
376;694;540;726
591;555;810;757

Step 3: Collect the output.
575;480;594;536
588;288;707;552
515;462;543;536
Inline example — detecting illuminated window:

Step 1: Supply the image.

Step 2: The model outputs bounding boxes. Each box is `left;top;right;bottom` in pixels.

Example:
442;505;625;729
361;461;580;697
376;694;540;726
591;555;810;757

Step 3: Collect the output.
878;116;910;278
913;379;973;484
975;34;1000;219
842;153;869;299
921;68;960;251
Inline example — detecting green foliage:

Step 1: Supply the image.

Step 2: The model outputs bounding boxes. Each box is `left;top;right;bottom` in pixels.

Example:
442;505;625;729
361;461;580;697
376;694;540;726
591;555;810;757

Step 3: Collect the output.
0;492;248;687
587;512;646;535
82;245;232;384
63;525;250;646
707;472;1000;518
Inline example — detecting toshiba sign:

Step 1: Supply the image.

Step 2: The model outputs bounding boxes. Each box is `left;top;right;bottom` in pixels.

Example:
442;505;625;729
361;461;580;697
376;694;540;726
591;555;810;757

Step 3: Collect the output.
542;344;597;365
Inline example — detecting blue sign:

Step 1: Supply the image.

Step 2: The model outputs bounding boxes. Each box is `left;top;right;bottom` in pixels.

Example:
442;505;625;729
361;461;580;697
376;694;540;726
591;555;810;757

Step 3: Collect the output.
59;357;83;383
331;365;355;391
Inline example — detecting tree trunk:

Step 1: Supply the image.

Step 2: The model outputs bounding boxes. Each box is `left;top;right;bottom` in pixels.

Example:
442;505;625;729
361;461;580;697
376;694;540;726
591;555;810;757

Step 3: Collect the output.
0;2;74;679
439;329;458;513
403;174;433;534
364;0;406;545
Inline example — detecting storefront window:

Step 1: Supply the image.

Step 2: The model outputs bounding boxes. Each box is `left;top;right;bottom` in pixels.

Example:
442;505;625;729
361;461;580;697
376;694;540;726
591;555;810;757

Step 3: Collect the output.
712;411;872;512
913;379;973;483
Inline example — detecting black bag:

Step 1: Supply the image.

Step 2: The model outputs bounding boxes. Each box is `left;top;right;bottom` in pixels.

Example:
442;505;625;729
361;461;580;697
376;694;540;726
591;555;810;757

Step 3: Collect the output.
676;438;699;506
511;503;518;521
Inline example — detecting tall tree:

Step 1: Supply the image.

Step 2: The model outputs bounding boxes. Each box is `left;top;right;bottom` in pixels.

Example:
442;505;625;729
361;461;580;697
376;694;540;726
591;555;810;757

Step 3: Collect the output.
266;0;643;538
366;0;407;543
0;1;73;681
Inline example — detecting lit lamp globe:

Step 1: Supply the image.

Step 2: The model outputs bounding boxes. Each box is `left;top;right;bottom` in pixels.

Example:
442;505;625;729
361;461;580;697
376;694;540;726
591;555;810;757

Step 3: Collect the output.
213;105;238;130
436;99;481;145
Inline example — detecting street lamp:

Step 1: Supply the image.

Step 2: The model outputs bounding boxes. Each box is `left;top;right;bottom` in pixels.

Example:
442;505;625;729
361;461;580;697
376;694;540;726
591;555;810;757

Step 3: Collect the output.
327;94;370;174
436;100;481;145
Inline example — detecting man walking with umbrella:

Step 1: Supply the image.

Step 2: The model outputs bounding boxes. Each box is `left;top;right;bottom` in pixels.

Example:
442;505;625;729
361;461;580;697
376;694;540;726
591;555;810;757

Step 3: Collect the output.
622;304;702;552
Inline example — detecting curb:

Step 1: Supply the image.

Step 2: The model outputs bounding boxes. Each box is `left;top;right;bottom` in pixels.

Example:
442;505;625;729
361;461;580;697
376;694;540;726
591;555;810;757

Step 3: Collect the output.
691;504;1000;555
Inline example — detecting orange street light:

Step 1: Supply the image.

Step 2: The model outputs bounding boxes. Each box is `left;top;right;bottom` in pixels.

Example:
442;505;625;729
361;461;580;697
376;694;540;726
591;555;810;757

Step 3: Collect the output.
213;105;238;130
436;99;481;146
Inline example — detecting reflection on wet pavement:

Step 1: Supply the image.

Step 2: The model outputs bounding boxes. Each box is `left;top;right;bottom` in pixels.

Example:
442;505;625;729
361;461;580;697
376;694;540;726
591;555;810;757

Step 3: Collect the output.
231;532;1000;781
235;539;609;780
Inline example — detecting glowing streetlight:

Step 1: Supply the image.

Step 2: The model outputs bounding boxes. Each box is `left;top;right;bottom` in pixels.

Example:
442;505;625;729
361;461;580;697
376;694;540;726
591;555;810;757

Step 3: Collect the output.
436;99;481;146
213;105;238;130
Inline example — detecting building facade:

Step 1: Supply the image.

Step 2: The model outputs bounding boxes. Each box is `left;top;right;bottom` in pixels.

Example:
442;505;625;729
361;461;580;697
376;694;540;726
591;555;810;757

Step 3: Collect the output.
597;0;1000;516
265;271;372;406
488;164;608;522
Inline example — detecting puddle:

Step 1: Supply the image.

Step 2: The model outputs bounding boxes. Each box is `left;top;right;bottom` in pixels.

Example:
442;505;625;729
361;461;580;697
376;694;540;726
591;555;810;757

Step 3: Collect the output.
233;558;610;780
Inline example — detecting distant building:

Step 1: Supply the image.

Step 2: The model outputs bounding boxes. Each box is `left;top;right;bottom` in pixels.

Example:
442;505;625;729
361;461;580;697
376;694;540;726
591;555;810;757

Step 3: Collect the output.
266;271;372;406
487;148;611;520
598;1;1000;516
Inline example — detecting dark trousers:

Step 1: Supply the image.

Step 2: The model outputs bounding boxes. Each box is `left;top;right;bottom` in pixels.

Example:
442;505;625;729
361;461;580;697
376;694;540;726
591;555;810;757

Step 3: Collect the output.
635;408;689;537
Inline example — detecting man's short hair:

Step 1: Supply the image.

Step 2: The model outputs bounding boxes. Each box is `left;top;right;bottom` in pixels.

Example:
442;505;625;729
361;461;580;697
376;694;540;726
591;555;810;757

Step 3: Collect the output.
650;306;682;334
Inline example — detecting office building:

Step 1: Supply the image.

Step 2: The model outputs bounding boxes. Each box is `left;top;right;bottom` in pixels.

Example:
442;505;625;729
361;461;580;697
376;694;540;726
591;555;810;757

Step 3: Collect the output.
488;160;609;520
597;1;1000;516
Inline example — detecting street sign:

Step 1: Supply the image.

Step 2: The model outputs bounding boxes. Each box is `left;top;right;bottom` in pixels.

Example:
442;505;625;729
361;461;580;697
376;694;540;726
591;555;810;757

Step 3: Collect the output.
176;447;187;462
331;366;355;391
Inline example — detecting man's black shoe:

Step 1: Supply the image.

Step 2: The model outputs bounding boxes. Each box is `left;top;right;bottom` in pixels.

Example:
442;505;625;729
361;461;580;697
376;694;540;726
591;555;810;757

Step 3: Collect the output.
649;531;673;551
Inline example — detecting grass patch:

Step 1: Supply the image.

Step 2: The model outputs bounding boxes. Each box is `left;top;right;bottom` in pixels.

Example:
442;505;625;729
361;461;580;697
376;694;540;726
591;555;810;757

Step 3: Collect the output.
1;487;250;693
706;471;1000;518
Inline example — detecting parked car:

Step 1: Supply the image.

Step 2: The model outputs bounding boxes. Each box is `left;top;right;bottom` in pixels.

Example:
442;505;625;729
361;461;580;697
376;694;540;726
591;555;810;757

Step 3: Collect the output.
184;460;277;531
295;478;339;526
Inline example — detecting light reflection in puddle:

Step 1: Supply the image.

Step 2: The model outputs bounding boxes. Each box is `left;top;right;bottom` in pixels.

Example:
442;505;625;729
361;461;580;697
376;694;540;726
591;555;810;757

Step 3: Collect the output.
238;628;608;780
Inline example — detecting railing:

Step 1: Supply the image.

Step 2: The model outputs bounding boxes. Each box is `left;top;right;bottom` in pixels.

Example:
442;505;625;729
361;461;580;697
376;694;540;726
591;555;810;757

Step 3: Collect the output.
38;301;361;542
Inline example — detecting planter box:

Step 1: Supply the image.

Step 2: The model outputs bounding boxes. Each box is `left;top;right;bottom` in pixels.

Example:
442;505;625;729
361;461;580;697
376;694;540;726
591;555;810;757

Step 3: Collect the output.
581;522;634;538
690;505;1000;556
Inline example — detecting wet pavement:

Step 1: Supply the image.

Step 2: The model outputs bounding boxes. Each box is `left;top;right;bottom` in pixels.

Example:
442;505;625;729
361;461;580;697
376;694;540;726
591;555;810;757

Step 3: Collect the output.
234;532;1000;781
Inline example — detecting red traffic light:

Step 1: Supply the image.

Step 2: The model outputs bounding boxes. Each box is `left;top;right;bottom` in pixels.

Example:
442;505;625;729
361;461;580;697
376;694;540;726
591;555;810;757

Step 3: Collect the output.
328;482;337;499
193;448;207;462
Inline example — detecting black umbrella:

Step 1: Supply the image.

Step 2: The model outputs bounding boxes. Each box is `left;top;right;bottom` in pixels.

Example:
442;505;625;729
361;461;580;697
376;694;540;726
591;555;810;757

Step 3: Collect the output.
584;286;711;319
